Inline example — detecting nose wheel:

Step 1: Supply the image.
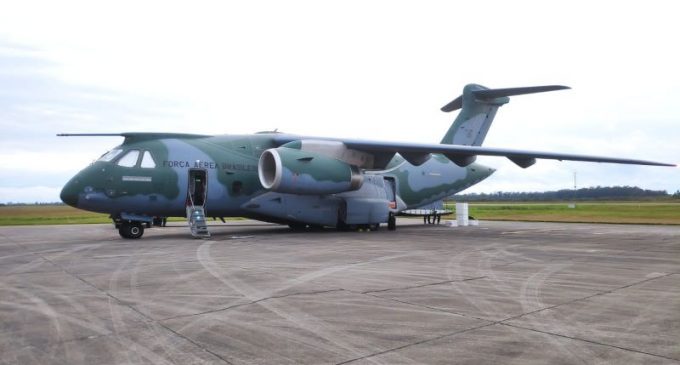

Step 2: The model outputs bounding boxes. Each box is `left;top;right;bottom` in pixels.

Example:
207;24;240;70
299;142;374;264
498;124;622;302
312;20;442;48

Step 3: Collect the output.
119;221;144;239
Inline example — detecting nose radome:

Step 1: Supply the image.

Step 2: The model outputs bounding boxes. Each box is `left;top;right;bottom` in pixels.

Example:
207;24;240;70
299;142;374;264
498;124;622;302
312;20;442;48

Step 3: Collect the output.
60;179;79;208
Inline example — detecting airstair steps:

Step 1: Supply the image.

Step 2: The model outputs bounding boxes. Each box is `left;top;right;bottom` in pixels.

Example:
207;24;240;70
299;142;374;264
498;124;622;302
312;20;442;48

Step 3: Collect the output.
187;206;211;238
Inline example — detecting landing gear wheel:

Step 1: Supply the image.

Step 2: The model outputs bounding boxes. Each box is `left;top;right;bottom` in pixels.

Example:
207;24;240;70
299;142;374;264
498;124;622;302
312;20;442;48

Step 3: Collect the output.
387;213;396;231
119;222;144;239
336;219;350;232
288;223;307;231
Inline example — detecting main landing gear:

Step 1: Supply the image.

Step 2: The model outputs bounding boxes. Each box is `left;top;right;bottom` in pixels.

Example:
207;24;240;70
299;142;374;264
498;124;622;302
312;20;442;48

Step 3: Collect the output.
334;213;396;232
335;223;381;232
117;221;145;239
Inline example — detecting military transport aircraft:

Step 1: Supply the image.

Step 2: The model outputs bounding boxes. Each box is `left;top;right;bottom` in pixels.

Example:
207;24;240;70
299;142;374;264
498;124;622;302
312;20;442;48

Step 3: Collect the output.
59;84;675;239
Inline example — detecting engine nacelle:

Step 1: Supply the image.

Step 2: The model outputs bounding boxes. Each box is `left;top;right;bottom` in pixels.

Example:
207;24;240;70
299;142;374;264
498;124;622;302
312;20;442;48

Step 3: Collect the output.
258;147;364;195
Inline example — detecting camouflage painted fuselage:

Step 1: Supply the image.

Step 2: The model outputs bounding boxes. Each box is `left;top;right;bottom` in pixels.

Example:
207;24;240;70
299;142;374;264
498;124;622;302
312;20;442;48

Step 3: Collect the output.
60;83;673;237
61;133;494;223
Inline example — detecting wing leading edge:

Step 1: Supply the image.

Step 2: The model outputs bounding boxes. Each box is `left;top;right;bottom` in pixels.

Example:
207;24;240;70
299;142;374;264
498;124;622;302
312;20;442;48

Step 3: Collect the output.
341;139;674;168
270;134;674;168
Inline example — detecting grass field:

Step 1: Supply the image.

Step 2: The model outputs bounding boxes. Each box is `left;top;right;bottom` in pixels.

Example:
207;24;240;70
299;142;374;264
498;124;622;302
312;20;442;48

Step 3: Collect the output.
445;202;680;225
0;205;111;225
1;202;679;226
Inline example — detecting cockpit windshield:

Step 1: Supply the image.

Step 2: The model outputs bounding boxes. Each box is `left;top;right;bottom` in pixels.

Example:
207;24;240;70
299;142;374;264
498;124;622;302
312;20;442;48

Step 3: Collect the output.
98;148;123;162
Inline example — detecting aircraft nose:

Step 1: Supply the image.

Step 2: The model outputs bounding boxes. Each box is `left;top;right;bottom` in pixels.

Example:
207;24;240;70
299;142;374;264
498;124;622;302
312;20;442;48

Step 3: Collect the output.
60;179;80;208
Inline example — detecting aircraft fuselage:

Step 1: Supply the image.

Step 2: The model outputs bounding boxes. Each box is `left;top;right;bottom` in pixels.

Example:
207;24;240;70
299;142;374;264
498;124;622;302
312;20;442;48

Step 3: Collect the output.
60;133;494;233
61;83;671;239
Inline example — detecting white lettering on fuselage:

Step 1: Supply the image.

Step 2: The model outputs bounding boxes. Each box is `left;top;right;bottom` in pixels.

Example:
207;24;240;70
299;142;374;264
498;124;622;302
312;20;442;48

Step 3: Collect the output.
161;160;257;171
162;160;192;168
122;176;152;182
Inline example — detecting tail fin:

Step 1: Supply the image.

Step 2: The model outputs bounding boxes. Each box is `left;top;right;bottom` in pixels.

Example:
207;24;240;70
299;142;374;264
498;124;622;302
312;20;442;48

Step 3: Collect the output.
440;84;569;146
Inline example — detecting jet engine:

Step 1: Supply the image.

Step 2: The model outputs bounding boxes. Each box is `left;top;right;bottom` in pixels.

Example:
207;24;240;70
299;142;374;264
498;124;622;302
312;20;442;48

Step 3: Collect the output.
258;147;363;195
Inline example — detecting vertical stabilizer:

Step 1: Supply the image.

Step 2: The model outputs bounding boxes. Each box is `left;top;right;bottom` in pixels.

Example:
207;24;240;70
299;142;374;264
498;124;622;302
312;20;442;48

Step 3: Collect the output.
440;84;569;146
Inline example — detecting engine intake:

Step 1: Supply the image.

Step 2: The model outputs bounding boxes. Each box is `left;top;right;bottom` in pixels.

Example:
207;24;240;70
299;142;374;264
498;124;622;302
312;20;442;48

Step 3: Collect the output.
258;147;363;195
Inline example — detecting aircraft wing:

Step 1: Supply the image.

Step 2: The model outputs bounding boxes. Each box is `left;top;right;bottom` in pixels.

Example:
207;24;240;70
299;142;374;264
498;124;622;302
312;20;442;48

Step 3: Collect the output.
344;139;675;168
272;135;675;169
59;132;675;168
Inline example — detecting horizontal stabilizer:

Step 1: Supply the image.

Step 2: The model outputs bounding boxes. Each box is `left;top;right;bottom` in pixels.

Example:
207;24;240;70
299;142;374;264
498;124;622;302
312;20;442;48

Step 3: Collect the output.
57;133;123;137
440;96;463;113
473;85;569;100
441;85;570;112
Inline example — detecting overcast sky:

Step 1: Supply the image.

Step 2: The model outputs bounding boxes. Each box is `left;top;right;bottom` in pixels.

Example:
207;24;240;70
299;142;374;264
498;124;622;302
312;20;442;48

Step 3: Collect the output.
0;0;678;203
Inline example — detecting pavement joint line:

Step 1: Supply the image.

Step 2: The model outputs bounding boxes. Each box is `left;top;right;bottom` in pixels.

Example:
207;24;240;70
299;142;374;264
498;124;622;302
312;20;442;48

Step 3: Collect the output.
335;321;498;365
0;232;23;246
146;317;235;365
498;272;677;325
39;331;113;348
487;259;527;269
501;323;680;362
0;252;37;260
3;268;64;277
160;288;346;321
345;270;679;364
37;328;155;350
35;253;234;365
357;291;492;323
350;271;680;363
361;276;487;295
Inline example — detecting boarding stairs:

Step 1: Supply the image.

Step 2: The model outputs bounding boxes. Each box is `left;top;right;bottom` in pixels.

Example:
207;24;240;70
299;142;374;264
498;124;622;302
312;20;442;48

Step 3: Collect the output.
186;195;210;238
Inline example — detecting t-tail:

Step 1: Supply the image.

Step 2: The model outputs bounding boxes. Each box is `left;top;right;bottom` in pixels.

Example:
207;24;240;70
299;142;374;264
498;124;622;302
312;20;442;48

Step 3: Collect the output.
440;84;570;146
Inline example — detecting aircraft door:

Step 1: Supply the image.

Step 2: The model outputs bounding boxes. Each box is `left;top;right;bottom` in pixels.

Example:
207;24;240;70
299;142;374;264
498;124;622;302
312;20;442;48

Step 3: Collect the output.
187;169;208;208
383;176;397;209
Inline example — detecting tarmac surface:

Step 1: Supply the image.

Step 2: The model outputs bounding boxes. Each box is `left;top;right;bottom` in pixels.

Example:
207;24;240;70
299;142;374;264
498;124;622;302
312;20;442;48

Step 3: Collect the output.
0;219;679;365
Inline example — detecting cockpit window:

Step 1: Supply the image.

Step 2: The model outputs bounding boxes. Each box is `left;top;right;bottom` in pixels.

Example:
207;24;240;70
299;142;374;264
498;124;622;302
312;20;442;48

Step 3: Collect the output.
140;151;156;168
116;150;140;167
98;148;123;162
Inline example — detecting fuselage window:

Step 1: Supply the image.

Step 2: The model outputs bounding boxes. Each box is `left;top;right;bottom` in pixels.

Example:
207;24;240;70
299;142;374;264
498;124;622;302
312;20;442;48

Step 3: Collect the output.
116;150;140;167
98;148;123;162
140;151;156;168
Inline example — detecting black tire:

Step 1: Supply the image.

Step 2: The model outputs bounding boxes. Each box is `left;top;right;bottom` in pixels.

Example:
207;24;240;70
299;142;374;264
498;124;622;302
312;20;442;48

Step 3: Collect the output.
288;223;307;231
119;222;144;239
336;221;349;231
387;214;396;231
